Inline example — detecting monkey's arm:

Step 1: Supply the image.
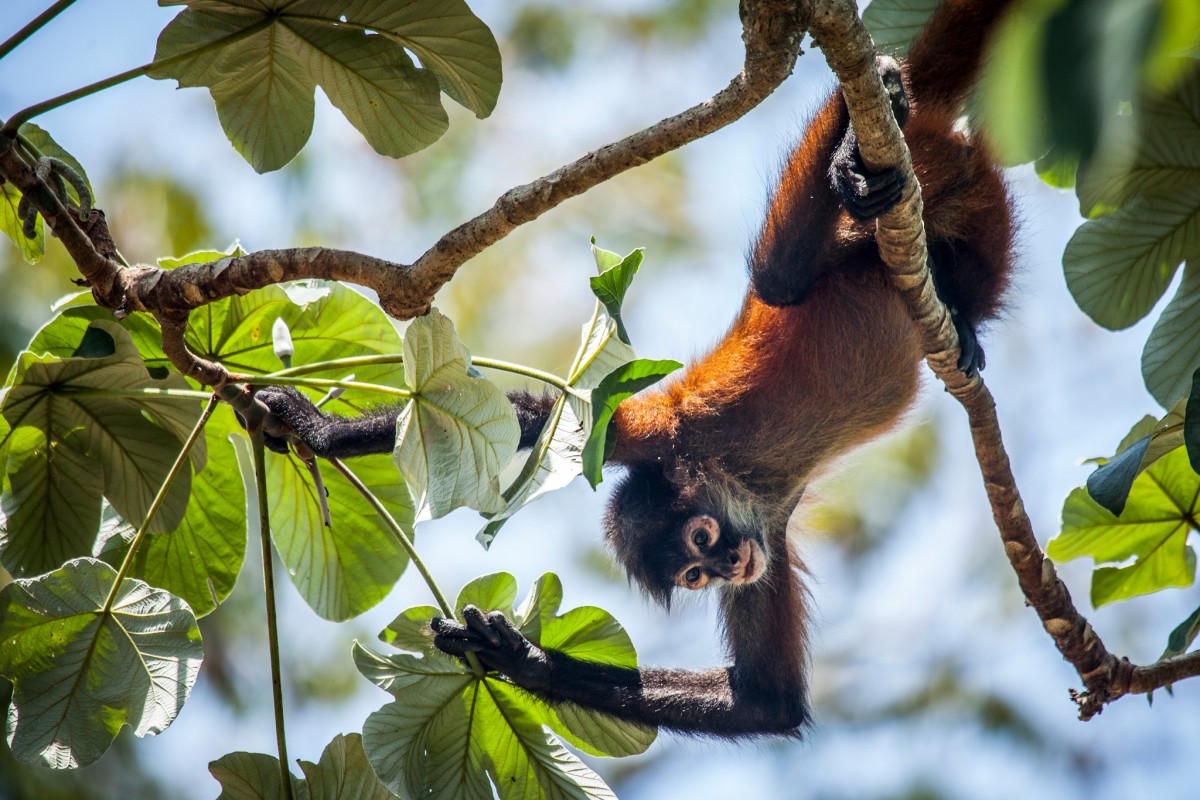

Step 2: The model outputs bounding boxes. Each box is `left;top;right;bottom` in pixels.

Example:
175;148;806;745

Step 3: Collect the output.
254;386;554;457
431;606;808;738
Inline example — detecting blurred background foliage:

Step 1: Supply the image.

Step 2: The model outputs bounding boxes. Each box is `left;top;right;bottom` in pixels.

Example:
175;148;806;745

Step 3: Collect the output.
1;0;1198;798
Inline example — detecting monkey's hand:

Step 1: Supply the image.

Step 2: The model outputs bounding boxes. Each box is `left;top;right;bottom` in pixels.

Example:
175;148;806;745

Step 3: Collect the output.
830;54;910;223
431;605;553;691
253;385;328;455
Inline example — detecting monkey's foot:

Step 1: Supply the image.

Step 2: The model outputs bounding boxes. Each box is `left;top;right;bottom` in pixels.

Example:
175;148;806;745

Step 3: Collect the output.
831;146;907;222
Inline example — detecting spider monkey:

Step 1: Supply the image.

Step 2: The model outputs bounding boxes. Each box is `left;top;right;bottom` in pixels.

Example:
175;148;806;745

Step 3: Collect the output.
256;0;1016;738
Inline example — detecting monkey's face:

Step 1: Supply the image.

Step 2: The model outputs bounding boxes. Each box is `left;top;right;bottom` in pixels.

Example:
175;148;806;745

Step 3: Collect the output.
604;461;769;606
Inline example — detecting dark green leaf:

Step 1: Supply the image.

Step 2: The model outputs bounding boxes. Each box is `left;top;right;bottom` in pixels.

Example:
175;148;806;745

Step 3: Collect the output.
1086;434;1151;515
1187;366;1200;474
1162;603;1200;658
0;559;202;768
581;359;682;488
210;733;395;799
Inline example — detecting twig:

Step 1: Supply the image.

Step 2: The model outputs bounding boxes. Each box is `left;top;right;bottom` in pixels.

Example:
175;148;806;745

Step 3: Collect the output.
804;0;1177;720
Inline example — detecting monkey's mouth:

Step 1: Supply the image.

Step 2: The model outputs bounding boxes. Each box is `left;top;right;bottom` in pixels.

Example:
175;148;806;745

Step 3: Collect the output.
729;540;766;585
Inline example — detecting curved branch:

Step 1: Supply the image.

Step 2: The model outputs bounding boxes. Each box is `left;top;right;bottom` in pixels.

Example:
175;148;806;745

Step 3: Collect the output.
807;0;1187;720
0;0;809;340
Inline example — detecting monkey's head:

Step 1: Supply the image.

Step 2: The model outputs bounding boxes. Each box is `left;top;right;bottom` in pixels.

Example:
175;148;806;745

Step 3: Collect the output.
603;459;768;607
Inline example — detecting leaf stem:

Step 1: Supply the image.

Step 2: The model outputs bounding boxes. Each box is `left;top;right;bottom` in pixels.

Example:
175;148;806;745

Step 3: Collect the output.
0;0;79;62
247;374;412;399
251;430;295;800
262;353;571;391
2;17;275;135
328;457;453;619
61;387;215;400
102;395;218;612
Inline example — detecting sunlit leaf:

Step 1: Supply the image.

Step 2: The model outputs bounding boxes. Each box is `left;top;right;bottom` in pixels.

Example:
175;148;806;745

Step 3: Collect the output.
209;751;309;800
0;181;43;265
99;415;247;617
1;321;202;576
394;309;519;519
588;245;643;345
1049;448;1199;606
262;445;411;621
356;573;652;799
1086;398;1188;514
0;559;202;768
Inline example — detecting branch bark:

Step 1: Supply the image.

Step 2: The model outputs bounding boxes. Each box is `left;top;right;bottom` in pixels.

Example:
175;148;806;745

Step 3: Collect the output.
806;0;1191;719
0;0;808;378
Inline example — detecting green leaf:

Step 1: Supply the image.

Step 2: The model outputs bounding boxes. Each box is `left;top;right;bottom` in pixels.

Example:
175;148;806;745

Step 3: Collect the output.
209;751;309;800
151;0;498;171
1048;448;1200;606
98;416;247;617
1076;64;1200;216
1186;367;1200;474
862;0;940;55
394;309;519;519
18;123;95;205
1086;434;1151;515
1143;261;1200;406
356;573;652;799
0;180;43;265
0;558;203;768
1087;399;1188;514
1034;146;1079;189
1162;603;1200;659
588;245;643;345
262;446;411;621
210;733;395;800
1;321;202;576
581;359;682;488
1063;190;1200;330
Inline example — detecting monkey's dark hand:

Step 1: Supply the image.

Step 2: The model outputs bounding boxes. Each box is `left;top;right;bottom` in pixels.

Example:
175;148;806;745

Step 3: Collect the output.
830;55;910;223
253;385;328;455
431;606;553;691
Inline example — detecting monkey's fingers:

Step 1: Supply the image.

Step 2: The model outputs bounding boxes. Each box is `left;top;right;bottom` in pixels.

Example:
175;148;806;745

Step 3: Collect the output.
484;610;529;651
432;632;487;658
461;605;505;647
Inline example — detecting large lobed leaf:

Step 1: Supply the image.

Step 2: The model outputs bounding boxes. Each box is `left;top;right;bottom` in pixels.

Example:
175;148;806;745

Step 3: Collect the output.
210;733;396;800
0;320;203;577
0;558;202;768
354;572;654;800
1049;447;1199;606
395;309;519;520
151;0;500;172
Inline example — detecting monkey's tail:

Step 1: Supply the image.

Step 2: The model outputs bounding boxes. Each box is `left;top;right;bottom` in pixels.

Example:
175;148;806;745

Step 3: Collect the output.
904;0;1020;110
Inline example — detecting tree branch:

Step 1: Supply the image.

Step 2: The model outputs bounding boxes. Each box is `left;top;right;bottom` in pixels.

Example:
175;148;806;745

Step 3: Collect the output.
0;0;809;365
805;0;1189;720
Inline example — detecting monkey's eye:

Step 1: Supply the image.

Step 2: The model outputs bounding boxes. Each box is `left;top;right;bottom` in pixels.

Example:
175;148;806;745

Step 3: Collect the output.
685;567;702;584
692;528;708;548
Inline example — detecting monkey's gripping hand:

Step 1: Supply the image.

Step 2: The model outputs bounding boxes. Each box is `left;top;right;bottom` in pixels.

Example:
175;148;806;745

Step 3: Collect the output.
431;606;554;691
830;55;910;223
252;385;400;458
